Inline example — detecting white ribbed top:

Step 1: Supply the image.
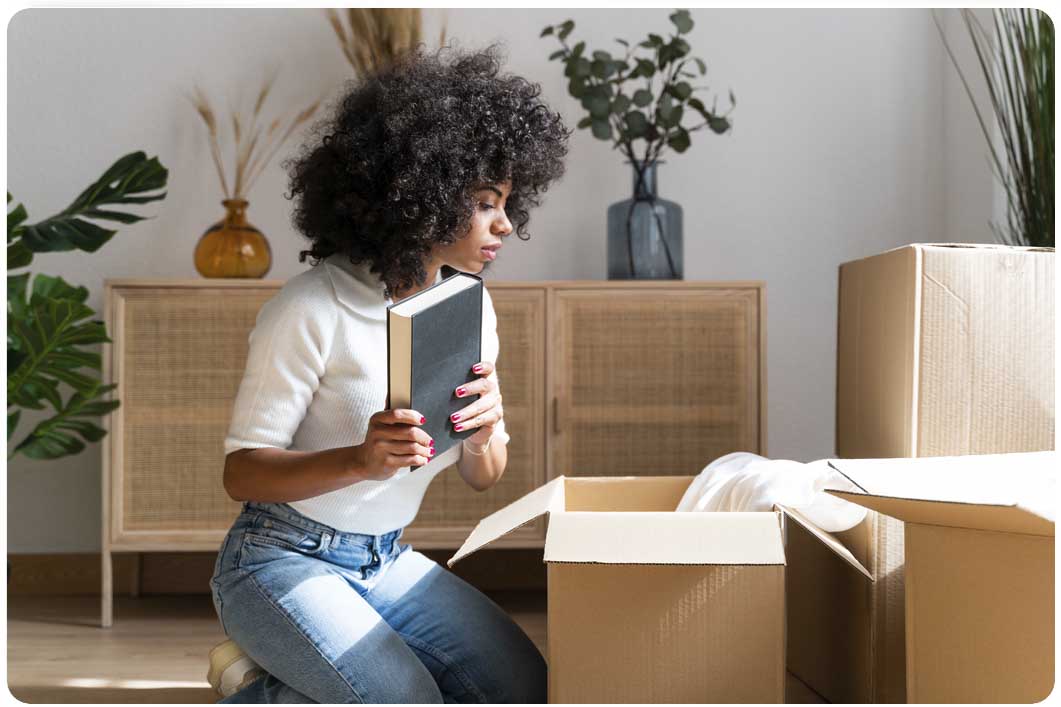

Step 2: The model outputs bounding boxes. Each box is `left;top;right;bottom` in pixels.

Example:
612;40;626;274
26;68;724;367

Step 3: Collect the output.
223;253;509;533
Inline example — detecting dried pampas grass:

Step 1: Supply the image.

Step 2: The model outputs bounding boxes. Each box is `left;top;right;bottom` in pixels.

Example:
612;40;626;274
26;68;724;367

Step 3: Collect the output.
185;72;324;200
325;8;448;75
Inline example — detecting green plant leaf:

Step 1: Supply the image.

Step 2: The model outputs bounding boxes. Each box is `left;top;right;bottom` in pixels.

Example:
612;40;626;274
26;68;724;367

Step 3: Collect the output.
574;57;591;78
577;116;593;129
8;409;19;438
611;94;632;114
8;193;27;241
591;119;613;140
670;10;694;34
568;78;587;98
615;38;629;47
558;20;575;40
549;49;566;61
624;111;649;137
695;57;707;75
540;25;554;37
708;115;731;134
17;152;166;256
667;127;691;152
584;94;611;118
670;81;693;100
7;240;32;269
571;41;585;58
633;89;654;107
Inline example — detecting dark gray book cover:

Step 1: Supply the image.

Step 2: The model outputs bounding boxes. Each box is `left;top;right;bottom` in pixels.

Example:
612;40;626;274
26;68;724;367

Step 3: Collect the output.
387;273;483;469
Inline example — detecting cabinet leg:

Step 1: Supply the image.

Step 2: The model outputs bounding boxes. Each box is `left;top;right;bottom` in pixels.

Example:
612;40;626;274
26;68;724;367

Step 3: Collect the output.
101;549;113;628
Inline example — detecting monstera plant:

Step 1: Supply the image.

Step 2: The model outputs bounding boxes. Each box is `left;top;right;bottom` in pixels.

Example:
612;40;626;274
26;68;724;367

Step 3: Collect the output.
7;151;167;460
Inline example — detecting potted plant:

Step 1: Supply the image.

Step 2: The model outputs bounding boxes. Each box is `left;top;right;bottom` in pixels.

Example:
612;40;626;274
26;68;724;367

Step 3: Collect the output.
542;9;736;278
7;151;168;460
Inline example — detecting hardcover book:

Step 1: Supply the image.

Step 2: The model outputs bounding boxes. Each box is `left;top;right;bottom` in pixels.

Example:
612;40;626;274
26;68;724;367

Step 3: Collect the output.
387;270;483;471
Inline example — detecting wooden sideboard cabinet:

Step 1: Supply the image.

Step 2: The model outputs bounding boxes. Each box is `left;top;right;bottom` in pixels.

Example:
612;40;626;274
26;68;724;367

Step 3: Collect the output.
101;278;765;625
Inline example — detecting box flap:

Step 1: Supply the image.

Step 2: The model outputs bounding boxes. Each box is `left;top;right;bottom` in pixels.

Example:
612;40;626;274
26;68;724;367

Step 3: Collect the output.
447;476;565;567
542;511;786;565
776;503;872;580
826;452;1056;536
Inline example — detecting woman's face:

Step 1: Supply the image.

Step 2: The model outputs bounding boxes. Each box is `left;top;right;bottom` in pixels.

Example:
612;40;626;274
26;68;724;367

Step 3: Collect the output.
437;180;513;274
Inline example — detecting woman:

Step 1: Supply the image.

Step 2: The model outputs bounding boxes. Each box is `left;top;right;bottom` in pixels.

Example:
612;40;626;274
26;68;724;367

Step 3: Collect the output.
209;43;570;703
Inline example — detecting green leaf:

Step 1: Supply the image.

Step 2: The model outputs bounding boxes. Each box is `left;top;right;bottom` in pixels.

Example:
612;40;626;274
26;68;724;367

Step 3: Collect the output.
670;9;694;34
8;194;27;241
635;59;656;79
729;89;736;107
591;119;613;140
670;81;693;101
568;78;587;98
558;20;575;40
624;111;649;137
549;49;566;61
614;38;629;47
687;97;708;116
571;41;585;58
540;25;554;37
574;57;591;78
8;409;19;438
30;273;89;306
593;50;612;62
583;94;611;118
633;89;654;107
16;151;166;256
577;116;593;129
7;240;32;269
667;127;691;152
611;94;632;114
695;57;707;75
708;115;731;134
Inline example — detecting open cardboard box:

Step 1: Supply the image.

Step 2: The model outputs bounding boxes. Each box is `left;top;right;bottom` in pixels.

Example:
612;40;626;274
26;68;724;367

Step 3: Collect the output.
825;451;1056;703
447;474;874;704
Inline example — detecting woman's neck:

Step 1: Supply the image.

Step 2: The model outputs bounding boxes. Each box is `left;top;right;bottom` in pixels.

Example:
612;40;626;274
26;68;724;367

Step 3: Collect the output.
392;261;441;301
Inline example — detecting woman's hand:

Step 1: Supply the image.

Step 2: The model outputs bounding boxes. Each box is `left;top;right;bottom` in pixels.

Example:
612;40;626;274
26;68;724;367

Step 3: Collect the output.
351;408;435;480
451;361;504;448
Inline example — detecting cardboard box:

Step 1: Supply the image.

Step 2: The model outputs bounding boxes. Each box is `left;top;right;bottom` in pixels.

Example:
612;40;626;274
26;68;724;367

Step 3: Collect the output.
836;242;1054;459
447;475;790;703
826;452;1055;703
786;242;1056;703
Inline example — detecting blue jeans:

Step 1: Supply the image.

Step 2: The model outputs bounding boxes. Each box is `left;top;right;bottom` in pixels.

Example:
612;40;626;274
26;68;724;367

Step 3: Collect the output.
210;501;547;703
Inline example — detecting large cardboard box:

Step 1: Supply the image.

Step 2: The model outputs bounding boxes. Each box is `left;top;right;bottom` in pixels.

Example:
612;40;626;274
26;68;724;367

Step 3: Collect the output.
826;452;1055;703
836;242;1054;459
448;475;790;703
786;243;1056;703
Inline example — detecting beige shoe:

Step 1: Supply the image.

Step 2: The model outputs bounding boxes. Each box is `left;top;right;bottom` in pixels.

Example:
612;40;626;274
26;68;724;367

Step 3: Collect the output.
207;638;265;698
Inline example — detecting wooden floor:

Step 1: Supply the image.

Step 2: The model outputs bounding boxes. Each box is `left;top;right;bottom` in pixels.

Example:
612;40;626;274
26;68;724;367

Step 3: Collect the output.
8;593;824;703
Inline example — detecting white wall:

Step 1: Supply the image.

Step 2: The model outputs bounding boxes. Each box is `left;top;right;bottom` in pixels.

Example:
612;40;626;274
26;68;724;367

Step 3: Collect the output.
6;8;996;552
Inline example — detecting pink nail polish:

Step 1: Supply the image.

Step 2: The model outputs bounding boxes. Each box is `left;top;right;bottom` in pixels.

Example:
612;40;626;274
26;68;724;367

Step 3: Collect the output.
419;416;425;424
456;387;466;397
429;448;435;456
451;413;460;422
472;364;483;373
454;423;464;431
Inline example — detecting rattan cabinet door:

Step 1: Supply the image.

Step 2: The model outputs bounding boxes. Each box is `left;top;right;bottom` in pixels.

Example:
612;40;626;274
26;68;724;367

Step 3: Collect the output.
106;283;280;548
550;286;763;479
404;287;547;548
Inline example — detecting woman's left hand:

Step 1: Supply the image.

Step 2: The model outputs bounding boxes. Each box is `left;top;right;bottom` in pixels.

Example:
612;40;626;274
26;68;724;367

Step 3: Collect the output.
451;361;503;445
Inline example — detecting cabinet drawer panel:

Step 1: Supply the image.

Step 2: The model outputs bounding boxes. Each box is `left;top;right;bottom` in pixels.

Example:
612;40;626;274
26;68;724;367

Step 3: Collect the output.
406;288;546;541
552;288;762;478
114;287;278;534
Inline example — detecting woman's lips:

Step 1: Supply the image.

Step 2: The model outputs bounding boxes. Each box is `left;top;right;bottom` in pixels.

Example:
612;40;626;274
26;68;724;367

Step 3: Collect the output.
481;247;499;261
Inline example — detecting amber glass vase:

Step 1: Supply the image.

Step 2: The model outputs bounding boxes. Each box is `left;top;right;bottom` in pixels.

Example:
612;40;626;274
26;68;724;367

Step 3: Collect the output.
194;198;272;278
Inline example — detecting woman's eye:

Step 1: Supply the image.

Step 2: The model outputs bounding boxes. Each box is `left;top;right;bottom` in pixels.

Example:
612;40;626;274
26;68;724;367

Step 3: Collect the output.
479;202;494;211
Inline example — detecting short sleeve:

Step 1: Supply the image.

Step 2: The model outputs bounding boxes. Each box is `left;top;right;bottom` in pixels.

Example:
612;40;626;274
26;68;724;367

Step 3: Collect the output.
481;286;511;446
223;279;338;456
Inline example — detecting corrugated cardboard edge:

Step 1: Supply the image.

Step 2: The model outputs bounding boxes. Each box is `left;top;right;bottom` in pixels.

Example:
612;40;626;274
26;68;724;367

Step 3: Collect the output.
447;476;566;567
776;503;872;579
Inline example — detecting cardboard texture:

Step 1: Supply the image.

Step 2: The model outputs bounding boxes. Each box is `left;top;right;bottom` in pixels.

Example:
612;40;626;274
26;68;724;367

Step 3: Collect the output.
827;452;1056;703
448;476;789;703
790;243;1056;703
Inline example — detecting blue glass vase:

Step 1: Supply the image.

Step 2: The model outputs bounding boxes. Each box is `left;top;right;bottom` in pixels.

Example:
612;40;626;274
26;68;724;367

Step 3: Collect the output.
606;159;683;279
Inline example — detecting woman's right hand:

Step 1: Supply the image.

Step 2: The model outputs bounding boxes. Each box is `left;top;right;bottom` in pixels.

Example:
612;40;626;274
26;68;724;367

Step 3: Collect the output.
350;408;435;480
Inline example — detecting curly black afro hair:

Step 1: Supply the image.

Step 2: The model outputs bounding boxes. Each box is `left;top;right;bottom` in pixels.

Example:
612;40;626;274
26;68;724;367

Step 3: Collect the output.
282;42;572;298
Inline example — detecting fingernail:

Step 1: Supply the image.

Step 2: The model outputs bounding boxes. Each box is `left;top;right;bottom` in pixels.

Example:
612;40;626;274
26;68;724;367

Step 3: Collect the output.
454;423;464;431
429;439;435;447
456;387;466;397
419;416;425;424
429;448;435;456
450;413;461;422
472;364;483;373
